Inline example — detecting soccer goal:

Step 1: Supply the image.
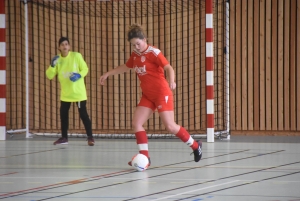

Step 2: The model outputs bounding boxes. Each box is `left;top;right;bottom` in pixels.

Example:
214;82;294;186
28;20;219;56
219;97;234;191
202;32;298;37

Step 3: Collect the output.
5;0;229;142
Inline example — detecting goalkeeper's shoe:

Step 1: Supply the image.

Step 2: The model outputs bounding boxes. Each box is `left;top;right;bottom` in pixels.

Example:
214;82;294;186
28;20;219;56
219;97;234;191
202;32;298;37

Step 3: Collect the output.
87;137;95;146
53;137;68;145
192;140;203;162
128;157;151;167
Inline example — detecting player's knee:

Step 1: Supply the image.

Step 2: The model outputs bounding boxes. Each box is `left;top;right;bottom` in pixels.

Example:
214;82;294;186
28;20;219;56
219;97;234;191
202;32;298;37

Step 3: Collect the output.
164;124;178;134
132;120;141;129
79;110;89;119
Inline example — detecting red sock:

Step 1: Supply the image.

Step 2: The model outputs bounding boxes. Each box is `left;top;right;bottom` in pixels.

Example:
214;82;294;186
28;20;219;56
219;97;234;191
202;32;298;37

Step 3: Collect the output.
176;127;198;150
135;131;149;158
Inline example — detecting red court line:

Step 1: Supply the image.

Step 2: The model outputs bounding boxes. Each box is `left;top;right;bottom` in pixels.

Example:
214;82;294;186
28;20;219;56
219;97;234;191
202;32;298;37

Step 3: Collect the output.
0;148;66;158
0;172;18;177
0;169;133;197
91;169;132;178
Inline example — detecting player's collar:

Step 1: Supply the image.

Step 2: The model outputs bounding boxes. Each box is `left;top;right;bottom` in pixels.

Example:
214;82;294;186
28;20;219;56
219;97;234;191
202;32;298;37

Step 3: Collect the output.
134;45;150;55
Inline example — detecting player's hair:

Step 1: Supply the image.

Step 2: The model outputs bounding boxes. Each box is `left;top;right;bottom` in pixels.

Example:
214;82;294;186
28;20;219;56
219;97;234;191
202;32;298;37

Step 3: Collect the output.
58;37;69;45
127;24;147;41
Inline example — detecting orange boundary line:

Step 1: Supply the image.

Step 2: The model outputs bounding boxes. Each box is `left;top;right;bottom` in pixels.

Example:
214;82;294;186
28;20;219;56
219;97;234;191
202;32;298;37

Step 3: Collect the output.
0;169;132;197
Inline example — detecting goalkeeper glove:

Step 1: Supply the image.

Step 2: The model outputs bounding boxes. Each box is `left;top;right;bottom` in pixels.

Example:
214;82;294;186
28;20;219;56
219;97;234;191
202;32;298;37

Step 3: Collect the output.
70;73;81;82
51;55;60;67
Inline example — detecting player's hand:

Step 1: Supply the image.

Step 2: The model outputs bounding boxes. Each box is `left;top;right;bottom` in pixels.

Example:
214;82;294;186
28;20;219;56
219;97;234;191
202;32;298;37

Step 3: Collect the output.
99;73;109;85
169;82;176;90
69;73;81;82
50;55;60;67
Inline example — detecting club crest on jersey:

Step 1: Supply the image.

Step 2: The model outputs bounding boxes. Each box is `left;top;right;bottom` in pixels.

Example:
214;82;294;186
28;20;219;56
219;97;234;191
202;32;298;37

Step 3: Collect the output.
141;56;146;62
134;65;147;76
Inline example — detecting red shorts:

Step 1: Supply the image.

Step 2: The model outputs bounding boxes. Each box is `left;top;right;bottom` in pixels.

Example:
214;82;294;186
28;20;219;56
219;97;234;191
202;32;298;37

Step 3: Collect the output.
138;93;173;112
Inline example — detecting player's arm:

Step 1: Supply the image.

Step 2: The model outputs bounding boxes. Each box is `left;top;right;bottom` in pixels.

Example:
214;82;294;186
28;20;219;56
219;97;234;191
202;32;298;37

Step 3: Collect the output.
99;64;130;85
69;53;88;82
77;53;88;78
46;55;59;80
164;64;176;90
156;52;177;90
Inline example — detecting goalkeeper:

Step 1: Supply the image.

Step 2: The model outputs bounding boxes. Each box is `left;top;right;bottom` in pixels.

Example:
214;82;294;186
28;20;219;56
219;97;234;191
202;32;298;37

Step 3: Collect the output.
46;37;94;146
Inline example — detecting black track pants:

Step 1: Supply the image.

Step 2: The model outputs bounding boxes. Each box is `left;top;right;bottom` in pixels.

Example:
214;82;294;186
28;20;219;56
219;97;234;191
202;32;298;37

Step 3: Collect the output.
60;100;93;138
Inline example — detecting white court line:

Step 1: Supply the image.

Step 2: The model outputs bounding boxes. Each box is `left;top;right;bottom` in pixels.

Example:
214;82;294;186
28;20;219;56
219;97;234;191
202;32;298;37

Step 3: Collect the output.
150;180;240;201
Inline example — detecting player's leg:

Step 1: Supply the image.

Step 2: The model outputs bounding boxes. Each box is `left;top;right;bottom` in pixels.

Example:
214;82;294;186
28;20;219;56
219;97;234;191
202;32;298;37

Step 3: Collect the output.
54;101;71;145
132;105;153;158
157;97;202;162
76;100;94;146
159;111;202;162
128;95;155;166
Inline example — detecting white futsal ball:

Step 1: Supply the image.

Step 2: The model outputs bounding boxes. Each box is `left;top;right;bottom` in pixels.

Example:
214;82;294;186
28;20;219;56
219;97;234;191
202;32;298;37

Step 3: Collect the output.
131;154;149;172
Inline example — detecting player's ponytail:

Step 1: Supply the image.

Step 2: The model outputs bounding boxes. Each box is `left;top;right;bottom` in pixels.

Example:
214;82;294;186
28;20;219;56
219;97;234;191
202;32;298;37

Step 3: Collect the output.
127;23;147;41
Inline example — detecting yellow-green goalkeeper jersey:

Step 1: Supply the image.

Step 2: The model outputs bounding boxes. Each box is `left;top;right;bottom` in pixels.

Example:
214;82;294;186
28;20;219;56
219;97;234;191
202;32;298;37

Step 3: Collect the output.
46;52;88;102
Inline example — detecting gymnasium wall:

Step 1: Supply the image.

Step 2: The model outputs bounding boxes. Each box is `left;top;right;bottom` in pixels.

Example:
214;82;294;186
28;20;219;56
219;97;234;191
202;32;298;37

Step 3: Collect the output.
229;0;300;135
4;0;300;135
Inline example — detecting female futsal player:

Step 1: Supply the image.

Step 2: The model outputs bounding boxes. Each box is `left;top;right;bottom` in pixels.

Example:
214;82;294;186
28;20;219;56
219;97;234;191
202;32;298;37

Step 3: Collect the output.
99;24;202;166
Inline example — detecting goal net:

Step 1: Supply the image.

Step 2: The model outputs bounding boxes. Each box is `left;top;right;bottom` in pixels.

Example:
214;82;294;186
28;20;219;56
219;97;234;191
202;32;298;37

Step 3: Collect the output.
6;0;229;139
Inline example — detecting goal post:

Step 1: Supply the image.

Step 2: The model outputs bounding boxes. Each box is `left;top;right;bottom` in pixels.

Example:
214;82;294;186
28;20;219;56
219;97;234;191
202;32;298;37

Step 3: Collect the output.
5;0;230;141
205;0;214;142
0;0;6;140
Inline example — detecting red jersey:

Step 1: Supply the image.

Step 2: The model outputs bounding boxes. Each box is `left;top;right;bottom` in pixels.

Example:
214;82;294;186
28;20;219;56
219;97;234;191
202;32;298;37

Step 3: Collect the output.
126;45;172;98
